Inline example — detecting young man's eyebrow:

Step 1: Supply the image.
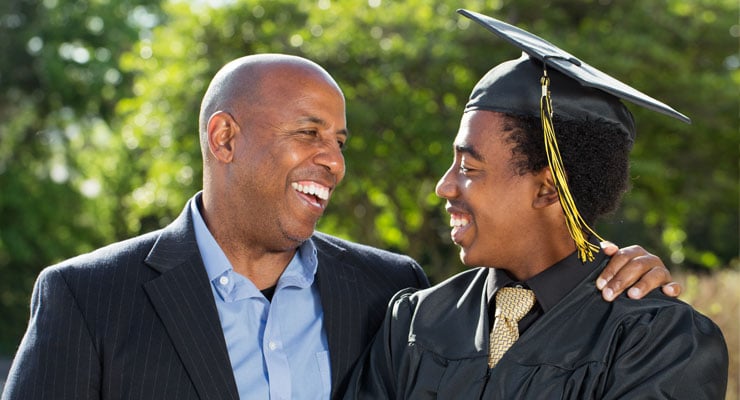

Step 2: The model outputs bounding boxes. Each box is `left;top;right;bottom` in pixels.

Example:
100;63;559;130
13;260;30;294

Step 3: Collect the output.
455;144;484;162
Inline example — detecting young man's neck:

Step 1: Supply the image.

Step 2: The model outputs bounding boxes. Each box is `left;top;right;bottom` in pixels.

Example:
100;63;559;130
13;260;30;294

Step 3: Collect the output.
504;236;576;282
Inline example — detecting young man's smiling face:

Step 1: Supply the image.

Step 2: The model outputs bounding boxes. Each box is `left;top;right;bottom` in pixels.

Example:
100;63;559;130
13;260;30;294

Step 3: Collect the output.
436;110;545;271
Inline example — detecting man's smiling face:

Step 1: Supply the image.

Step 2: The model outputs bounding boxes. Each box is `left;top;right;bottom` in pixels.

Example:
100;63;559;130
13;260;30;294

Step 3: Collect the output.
228;64;347;251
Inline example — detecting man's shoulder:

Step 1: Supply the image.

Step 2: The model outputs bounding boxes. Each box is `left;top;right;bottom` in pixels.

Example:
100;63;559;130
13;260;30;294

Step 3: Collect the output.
311;232;429;289
43;228;163;278
312;231;417;264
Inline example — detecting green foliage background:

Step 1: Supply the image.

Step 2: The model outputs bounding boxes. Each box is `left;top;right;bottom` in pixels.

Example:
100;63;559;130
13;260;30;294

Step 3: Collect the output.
1;0;737;356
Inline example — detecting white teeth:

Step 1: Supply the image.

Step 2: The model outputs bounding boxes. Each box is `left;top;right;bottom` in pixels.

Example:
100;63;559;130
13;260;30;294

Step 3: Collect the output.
450;216;470;227
292;182;330;200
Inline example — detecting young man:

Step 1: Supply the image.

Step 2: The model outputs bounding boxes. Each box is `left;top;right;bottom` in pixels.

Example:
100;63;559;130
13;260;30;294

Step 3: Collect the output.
344;10;728;399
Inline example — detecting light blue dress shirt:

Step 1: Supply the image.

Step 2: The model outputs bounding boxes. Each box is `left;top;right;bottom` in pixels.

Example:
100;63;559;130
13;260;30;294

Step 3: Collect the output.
190;196;331;400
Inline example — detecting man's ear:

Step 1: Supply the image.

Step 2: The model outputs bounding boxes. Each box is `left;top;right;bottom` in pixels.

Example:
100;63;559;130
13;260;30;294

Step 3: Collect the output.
207;111;239;163
533;167;560;209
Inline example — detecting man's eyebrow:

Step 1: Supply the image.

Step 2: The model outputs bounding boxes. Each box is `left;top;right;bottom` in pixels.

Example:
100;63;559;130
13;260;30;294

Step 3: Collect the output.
455;144;484;162
299;116;349;138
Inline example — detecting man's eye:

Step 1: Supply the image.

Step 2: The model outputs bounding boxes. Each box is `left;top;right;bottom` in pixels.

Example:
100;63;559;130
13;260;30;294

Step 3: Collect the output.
459;164;471;173
300;130;318;136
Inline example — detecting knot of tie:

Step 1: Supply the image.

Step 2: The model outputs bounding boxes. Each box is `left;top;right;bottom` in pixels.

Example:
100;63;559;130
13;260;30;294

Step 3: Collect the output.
488;287;536;368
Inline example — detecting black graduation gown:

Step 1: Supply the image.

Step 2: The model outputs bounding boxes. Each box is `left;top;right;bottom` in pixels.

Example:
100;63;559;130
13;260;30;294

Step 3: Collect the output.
345;263;728;399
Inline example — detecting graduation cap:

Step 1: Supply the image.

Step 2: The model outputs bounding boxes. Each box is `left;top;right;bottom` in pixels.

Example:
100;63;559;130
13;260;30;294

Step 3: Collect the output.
458;9;691;262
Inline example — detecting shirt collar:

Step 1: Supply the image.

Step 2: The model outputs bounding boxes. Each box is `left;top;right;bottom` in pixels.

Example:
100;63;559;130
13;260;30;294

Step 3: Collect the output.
486;243;607;313
279;238;318;289
190;192;231;282
189;192;319;290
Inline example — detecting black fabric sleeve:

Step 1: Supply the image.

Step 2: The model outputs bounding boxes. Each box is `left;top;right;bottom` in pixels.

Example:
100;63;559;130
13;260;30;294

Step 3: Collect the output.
342;288;418;400
600;304;728;399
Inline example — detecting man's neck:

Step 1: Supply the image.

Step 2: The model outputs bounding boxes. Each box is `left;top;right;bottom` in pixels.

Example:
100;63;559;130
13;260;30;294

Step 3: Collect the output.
230;249;296;290
199;191;301;290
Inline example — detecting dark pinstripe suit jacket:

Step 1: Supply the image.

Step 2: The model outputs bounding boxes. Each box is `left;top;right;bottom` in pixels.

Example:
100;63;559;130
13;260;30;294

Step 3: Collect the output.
2;198;429;400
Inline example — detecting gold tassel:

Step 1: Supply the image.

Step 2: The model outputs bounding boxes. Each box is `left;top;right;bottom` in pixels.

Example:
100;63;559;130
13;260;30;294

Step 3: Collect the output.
540;71;603;262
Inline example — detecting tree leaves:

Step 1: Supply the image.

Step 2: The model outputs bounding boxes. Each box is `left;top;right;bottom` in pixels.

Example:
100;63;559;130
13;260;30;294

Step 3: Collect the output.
0;0;737;353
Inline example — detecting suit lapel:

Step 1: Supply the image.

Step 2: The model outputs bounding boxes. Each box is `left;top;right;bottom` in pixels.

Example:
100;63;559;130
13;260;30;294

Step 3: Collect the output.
314;237;369;399
143;199;239;400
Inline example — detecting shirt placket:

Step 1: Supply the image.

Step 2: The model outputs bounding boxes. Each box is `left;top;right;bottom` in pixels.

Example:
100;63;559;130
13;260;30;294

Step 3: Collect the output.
262;300;291;400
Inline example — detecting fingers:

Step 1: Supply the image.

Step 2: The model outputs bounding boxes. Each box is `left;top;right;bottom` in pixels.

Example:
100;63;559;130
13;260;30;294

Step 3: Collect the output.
596;244;678;302
623;266;671;299
596;245;655;294
661;282;682;297
599;240;618;256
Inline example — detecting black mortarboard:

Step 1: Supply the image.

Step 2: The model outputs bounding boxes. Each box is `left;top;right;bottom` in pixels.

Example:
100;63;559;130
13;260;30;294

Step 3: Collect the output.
459;9;691;126
458;9;691;261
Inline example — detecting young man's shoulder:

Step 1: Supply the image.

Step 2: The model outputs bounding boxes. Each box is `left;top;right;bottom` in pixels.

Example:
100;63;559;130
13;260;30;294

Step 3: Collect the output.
415;267;486;300
607;286;699;315
608;289;724;337
388;268;487;320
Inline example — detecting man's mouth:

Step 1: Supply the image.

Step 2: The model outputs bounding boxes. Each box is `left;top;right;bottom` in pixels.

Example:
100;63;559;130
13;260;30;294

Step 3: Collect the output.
292;181;330;209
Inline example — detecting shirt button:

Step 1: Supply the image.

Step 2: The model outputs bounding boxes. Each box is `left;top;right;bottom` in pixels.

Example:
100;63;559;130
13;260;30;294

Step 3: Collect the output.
268;341;278;350
219;276;229;285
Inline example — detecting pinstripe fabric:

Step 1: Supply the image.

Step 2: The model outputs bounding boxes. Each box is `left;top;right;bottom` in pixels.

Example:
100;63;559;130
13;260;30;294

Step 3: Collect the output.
2;199;429;400
312;232;430;400
3;200;238;400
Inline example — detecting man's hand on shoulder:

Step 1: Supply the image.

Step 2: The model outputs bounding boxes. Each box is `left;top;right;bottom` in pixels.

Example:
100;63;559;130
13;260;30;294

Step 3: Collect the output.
596;242;681;302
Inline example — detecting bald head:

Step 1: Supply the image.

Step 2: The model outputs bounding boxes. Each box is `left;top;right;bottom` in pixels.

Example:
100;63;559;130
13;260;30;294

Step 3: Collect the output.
197;53;348;261
198;54;343;157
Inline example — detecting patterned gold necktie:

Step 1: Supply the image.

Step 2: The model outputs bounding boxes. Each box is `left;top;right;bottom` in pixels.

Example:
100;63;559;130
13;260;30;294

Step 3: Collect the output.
488;287;536;368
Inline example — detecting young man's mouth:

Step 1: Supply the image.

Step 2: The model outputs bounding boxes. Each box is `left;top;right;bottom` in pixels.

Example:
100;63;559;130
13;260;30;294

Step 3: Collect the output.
448;212;471;243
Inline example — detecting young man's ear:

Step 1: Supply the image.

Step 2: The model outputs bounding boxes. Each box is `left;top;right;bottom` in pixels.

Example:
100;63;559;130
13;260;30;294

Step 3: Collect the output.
533;167;560;209
207;111;239;163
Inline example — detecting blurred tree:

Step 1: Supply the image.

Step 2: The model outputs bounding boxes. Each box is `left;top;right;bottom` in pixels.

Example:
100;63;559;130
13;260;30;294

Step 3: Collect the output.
0;0;165;354
1;0;737;354
112;0;739;281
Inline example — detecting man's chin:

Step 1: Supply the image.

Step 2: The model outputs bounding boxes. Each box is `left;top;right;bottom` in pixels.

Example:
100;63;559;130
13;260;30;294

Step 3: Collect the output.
281;226;316;247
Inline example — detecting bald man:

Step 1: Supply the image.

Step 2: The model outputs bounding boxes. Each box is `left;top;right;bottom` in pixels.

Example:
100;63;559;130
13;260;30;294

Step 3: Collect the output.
3;54;680;400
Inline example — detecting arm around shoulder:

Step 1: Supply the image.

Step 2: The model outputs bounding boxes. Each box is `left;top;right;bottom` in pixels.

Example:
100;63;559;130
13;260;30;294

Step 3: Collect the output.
2;267;101;400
